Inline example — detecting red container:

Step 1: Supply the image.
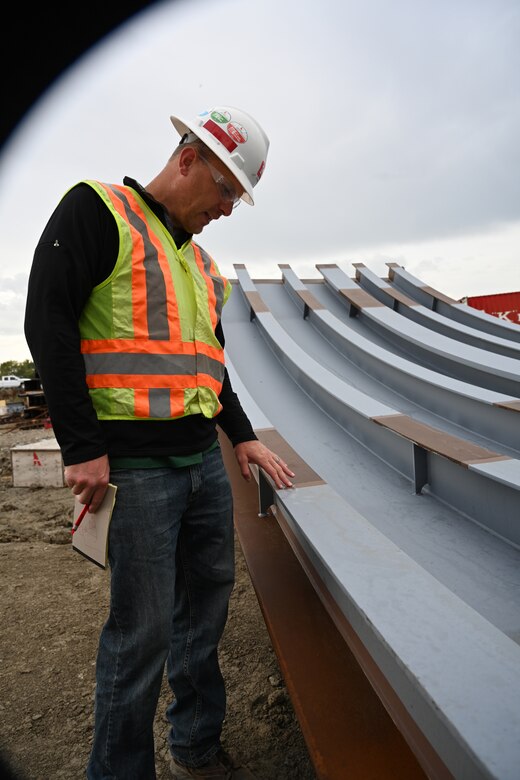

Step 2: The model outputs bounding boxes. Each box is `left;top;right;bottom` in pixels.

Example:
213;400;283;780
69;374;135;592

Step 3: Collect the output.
466;291;520;325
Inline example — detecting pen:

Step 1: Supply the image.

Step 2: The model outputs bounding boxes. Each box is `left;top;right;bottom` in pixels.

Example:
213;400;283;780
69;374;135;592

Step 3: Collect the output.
71;503;90;535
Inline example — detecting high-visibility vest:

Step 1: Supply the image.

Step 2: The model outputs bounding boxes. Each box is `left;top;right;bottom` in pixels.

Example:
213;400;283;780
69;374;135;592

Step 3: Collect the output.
77;180;232;421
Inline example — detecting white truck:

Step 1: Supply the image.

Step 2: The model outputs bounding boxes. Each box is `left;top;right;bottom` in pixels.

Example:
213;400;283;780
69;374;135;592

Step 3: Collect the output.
0;374;30;389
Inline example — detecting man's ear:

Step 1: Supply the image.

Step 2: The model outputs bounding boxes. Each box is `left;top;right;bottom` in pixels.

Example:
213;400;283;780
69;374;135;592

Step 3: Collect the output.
178;146;197;177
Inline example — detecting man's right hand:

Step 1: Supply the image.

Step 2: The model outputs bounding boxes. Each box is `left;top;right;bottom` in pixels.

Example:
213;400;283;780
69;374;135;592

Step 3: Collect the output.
64;454;110;513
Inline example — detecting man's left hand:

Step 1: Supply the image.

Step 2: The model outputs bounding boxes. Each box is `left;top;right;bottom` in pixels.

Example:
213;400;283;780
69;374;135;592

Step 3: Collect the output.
234;440;295;489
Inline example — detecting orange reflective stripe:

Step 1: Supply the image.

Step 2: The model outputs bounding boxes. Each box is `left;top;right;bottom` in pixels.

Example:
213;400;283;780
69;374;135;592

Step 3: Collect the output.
134;388;150;417
81;338;195;354
192;244;218;330
103;185;182;343
111;185;182;344
193;341;225;361
102;185;149;338
169;392;186;418
86;374;223;393
81;338;224;362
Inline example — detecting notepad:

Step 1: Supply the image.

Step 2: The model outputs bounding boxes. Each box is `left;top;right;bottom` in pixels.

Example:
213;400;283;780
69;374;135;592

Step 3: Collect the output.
71;483;117;569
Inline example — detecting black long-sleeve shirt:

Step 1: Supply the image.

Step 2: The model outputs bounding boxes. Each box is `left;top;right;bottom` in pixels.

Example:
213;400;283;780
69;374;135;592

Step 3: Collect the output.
24;177;256;466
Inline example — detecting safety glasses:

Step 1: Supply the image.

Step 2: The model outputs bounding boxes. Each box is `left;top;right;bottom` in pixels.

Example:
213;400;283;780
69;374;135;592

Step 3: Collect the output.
199;154;241;209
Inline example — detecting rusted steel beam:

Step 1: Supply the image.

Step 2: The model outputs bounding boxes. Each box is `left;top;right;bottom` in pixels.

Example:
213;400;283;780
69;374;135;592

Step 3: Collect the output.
220;433;426;780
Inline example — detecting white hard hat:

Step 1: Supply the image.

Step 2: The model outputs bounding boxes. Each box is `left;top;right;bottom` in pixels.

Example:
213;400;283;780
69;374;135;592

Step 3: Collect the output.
170;105;269;205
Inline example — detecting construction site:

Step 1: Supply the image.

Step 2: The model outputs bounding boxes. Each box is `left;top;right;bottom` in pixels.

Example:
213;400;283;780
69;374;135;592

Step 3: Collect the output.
1;262;519;779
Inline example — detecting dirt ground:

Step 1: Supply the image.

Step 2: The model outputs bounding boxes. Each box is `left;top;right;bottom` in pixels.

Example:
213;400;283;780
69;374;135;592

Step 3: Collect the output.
0;423;316;780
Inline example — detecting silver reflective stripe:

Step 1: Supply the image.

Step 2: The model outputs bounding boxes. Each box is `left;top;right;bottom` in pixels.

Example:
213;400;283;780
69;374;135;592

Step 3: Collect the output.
107;185;170;340
149;388;172;417
83;352;225;381
196;245;225;318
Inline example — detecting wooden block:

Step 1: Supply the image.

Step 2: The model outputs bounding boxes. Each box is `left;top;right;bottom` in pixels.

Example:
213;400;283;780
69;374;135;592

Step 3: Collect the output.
10;438;65;488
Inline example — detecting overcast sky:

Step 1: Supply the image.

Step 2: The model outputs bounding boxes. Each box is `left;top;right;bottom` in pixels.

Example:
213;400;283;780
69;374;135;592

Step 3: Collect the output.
1;0;519;362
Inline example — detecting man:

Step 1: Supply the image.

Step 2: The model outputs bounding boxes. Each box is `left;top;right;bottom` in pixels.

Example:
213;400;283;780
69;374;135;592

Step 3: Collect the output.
25;104;294;780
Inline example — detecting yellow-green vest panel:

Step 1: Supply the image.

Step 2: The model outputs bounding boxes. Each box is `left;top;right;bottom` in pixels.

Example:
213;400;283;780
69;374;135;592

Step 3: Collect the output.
77;181;231;421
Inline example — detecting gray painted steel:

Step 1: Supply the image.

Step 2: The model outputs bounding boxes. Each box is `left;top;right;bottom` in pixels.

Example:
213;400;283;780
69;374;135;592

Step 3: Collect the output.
221;262;520;780
276;483;520;780
232;265;520;546
319;264;520;396
355;263;520;359
280;264;520;454
388;264;520;342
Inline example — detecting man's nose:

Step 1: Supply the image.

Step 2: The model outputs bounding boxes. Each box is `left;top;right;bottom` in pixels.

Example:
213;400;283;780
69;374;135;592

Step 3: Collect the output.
220;200;234;217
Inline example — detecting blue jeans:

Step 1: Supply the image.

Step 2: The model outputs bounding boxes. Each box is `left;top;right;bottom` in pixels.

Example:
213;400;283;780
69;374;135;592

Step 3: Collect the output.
86;447;235;780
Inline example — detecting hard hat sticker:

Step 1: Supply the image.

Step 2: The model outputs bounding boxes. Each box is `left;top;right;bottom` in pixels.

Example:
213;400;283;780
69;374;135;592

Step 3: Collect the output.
227;122;248;144
211;110;231;124
203;119;237;152
256;161;265;180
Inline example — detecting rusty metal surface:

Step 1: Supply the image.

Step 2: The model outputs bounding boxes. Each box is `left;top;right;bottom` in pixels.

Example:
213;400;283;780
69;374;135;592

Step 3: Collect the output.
220;434;427;780
296;289;326;311
495;399;520;411
244;290;270;314
339;287;385;309
372;413;510;465
422;285;457;305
